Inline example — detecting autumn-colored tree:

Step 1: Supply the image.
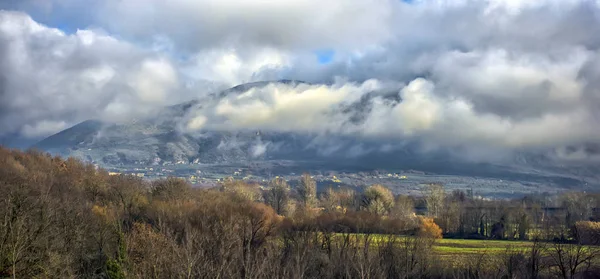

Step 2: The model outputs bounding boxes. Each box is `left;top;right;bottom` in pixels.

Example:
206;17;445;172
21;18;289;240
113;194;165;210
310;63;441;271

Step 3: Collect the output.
418;217;443;239
151;177;191;201
220;179;263;202
3;146;600;279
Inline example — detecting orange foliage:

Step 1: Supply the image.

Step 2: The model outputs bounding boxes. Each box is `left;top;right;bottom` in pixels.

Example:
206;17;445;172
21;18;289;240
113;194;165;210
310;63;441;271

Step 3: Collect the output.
418;217;443;239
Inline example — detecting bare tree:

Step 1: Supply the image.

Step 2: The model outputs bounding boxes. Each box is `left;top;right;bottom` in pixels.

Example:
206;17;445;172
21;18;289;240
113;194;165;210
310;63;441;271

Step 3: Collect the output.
527;239;546;279
265;177;290;216
297;173;317;209
561;192;594;228
321;187;359;213
548;241;600;279
321;188;340;212
391;195;415;218
424;183;445;218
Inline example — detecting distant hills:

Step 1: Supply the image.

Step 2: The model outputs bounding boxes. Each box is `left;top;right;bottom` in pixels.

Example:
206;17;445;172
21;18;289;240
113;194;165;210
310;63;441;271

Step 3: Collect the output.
34;80;598;188
34;79;403;167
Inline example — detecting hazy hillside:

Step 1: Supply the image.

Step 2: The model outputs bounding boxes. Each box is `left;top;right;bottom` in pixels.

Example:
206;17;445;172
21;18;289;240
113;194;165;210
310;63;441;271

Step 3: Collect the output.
34;80;599;188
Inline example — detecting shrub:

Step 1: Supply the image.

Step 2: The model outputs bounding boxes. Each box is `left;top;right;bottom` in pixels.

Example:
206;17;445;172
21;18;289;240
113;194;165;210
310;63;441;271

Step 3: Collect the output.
418;217;443;239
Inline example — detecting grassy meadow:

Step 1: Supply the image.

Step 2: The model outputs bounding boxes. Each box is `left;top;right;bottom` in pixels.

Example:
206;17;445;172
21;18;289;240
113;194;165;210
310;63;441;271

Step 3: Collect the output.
329;233;600;269
434;238;532;256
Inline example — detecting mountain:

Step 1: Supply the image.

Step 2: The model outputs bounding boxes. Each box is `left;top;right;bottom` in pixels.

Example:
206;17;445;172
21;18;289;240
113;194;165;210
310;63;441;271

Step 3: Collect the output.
35;120;104;150
35;80;318;165
34;80;598;188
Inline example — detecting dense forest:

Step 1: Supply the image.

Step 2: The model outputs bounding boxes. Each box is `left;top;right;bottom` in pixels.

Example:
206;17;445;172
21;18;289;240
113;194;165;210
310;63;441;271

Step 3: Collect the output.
1;146;599;278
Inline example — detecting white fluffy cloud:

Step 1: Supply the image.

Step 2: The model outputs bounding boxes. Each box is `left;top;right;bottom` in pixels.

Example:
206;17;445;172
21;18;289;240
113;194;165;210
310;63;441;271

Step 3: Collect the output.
182;48;291;86
0;11;188;138
180;75;599;155
132;59;178;103
184;81;376;133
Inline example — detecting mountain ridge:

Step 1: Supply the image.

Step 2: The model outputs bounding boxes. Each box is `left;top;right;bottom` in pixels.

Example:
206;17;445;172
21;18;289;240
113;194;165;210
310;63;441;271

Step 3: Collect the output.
33;80;598;189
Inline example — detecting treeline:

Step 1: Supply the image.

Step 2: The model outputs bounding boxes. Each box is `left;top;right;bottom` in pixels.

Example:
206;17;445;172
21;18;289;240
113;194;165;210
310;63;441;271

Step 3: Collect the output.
416;184;600;242
1;147;599;278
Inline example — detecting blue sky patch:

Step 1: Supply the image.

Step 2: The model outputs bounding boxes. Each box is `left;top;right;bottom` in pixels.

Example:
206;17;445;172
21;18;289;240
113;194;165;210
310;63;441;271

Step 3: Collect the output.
315;49;335;64
55;21;77;34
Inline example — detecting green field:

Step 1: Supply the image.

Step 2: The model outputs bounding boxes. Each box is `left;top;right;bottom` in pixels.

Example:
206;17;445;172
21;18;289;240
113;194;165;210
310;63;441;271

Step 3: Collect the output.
330;233;599;268
432;238;534;266
344;234;534;253
434;238;532;256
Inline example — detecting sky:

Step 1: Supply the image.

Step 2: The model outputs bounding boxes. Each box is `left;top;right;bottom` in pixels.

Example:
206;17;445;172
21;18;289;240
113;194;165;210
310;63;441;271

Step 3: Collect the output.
0;0;600;162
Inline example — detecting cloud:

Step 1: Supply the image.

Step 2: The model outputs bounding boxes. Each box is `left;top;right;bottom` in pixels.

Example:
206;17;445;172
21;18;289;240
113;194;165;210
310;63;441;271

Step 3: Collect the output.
182;47;291;86
182;80;382;134
250;137;270;158
179;72;600;161
20;120;68;138
1;0;600;164
96;0;393;53
0;11;188;138
133;59;178;103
